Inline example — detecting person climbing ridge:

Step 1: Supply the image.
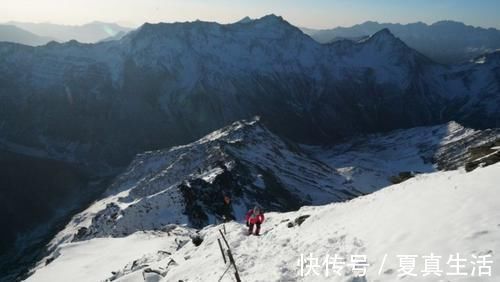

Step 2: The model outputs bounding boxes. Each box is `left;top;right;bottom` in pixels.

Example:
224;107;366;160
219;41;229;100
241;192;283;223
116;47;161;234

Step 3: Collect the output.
245;206;265;236
221;195;235;222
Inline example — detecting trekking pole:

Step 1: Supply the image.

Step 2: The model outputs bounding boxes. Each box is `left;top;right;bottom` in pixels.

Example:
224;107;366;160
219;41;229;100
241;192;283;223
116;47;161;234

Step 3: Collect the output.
219;230;241;282
226;248;241;282
217;238;227;264
218;230;230;249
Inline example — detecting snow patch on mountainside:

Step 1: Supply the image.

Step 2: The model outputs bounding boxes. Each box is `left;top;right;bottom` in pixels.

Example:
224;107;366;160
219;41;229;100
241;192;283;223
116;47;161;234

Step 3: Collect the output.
305;121;497;194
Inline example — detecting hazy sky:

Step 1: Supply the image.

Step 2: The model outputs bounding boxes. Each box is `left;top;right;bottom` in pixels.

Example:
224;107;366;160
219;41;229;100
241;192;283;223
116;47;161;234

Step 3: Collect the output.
2;0;500;29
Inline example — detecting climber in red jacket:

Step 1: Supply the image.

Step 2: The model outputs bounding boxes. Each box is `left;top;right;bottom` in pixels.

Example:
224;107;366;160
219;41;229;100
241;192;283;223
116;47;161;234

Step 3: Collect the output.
245;206;265;236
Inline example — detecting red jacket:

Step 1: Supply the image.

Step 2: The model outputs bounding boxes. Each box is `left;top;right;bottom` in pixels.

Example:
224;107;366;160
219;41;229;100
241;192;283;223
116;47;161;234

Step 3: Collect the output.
246;209;265;224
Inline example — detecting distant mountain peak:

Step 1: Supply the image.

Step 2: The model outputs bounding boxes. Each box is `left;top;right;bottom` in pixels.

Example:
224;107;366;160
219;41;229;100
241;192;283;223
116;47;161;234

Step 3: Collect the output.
0;24;53;46
250;14;307;37
259;14;285;22
432;20;467;27
370;28;396;39
248;14;292;29
85;21;122;26
359;20;381;27
360;28;403;46
354;27;432;64
236;16;253;24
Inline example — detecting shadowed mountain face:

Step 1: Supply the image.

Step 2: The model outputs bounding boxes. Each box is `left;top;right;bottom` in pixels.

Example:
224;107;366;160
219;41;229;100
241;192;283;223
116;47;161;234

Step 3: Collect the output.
0;149;111;281
0;15;499;172
0;150;85;253
302;20;500;64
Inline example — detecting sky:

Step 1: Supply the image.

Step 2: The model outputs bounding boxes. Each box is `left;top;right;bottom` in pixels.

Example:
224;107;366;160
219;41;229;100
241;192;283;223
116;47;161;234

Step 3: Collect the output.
2;0;500;29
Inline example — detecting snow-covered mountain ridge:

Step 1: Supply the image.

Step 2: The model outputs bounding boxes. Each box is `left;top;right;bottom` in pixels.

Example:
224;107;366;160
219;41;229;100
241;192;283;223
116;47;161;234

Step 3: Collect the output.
26;156;500;282
23;118;499;280
0;15;499;170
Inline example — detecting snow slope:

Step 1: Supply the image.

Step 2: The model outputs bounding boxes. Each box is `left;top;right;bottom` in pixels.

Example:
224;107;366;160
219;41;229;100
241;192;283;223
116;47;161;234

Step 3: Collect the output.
307;121;500;194
26;162;500;282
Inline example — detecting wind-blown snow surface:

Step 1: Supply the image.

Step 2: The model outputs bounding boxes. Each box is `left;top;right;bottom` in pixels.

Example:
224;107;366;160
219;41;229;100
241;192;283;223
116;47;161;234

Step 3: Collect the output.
26;163;500;282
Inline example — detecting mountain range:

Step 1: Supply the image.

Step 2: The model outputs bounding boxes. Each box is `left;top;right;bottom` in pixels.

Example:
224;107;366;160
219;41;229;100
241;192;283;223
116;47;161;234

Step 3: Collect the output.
1;14;500;281
1;15;499;171
2;21;132;44
0;25;53;46
3;18;500;64
302;20;500;64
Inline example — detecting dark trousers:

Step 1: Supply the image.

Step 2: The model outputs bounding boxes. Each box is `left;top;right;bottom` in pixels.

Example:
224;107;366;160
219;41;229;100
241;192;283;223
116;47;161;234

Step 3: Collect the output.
248;222;261;235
